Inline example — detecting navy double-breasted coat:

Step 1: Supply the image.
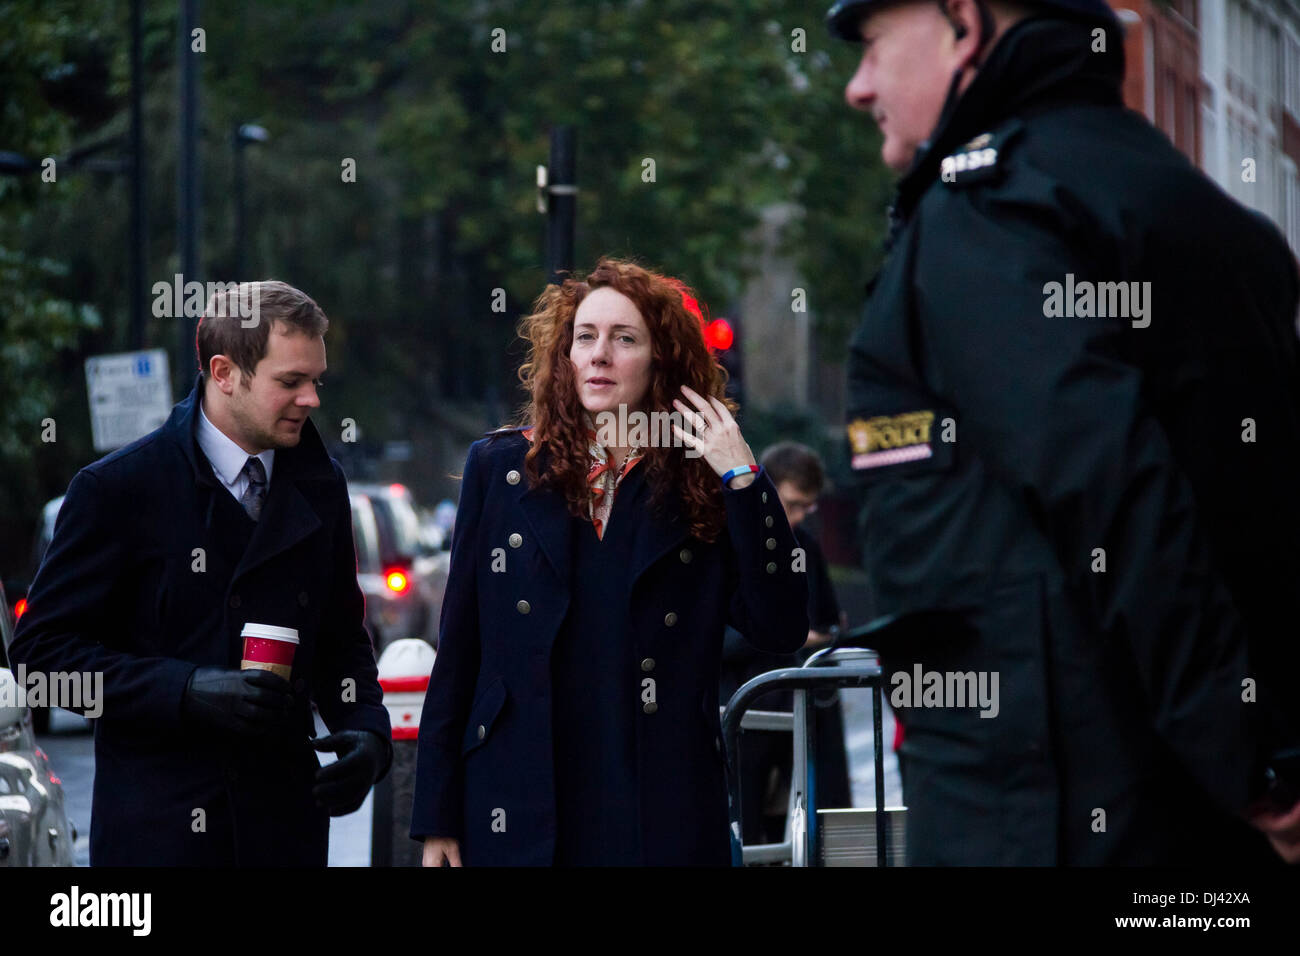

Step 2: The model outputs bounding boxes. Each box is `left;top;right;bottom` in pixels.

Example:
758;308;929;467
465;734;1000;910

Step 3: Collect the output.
410;430;808;865
11;382;391;865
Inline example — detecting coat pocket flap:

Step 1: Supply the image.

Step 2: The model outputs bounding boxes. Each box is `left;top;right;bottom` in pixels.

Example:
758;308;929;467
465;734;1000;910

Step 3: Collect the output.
460;677;507;755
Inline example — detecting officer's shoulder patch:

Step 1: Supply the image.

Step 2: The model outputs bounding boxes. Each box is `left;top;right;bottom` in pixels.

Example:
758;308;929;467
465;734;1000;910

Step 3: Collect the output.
939;119;1024;189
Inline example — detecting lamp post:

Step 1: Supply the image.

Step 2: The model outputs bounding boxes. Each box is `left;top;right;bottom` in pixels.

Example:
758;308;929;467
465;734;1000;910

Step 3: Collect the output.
232;123;269;279
176;0;202;395
129;0;146;350
1;143;135;350
539;126;577;284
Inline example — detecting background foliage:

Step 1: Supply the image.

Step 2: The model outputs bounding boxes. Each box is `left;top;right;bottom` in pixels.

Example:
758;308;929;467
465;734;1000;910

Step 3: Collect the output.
0;0;893;578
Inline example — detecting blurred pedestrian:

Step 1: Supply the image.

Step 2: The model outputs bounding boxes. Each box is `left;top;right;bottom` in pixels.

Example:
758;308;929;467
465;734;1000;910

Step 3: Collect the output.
721;441;854;846
411;258;808;866
829;0;1300;863
12;280;392;865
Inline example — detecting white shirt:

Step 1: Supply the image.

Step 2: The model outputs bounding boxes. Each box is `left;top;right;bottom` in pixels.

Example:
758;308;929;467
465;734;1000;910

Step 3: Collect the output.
197;401;275;503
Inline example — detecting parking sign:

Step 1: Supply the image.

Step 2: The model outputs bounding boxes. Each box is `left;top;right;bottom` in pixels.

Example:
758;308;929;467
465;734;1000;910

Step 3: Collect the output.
84;349;173;452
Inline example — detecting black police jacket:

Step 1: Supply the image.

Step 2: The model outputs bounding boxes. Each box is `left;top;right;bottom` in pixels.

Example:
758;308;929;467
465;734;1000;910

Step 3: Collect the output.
845;16;1300;864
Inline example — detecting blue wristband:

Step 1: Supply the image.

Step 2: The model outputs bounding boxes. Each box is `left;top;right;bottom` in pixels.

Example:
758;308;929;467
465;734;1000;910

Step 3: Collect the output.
721;464;759;486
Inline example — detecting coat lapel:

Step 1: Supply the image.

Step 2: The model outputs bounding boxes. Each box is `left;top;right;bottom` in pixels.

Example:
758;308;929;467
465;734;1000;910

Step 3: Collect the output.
233;478;323;582
511;436;690;591
232;417;334;583
518;480;573;583
628;476;692;587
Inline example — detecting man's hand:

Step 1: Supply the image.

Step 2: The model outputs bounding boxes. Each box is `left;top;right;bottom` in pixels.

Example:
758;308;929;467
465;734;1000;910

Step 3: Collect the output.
182;666;292;737
423;837;463;867
310;730;387;816
1248;797;1300;863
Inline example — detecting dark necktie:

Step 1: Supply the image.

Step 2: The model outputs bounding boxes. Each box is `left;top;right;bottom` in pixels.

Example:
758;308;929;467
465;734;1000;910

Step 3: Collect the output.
239;456;267;521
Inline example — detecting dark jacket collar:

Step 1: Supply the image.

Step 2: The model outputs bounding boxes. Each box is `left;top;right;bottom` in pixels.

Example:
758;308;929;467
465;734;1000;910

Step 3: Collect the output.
889;15;1125;229
163;377;337;583
163;376;336;486
513;433;691;588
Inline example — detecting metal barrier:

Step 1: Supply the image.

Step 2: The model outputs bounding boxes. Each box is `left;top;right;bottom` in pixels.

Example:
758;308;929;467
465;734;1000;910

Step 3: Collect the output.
722;645;903;867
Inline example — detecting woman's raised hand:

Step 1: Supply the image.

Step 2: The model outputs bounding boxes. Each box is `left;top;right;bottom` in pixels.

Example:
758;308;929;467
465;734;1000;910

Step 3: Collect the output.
672;385;757;487
423;836;463;867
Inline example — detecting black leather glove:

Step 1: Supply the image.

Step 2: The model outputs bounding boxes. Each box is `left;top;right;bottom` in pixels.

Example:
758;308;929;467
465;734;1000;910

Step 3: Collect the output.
310;730;388;816
182;666;292;737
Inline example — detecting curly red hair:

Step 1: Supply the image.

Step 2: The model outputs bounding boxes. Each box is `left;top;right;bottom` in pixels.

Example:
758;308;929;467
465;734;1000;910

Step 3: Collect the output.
509;258;735;543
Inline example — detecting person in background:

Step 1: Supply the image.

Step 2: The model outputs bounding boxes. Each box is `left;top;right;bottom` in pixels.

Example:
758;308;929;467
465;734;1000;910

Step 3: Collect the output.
720;441;853;847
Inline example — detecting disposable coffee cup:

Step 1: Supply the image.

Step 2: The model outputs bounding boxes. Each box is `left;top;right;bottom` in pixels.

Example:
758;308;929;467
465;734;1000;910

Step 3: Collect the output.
240;623;298;681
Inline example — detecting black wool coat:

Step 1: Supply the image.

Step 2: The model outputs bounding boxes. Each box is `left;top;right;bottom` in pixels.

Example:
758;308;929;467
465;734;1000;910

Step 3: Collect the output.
411;430;808;865
12;383;391;865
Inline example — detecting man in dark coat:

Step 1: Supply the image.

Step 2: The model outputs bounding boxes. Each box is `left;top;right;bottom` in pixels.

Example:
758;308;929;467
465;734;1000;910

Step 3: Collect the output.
829;0;1300;863
12;280;391;866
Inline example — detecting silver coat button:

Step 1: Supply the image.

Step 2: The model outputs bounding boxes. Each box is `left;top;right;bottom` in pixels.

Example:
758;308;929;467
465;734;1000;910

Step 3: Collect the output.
766;562;778;574
643;701;658;715
766;537;777;550
508;533;522;548
761;492;768;503
764;516;773;528
477;724;486;740
664;612;678;627
506;469;521;485
517;600;531;614
641;658;656;672
679;548;693;564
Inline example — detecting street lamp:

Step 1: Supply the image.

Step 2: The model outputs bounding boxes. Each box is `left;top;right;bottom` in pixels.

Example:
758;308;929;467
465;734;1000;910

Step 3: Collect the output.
232;123;270;278
0;151;39;175
0;141;137;348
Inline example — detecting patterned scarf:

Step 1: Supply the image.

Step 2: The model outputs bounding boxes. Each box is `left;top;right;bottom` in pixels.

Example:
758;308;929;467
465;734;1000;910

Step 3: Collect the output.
519;422;644;540
585;428;644;541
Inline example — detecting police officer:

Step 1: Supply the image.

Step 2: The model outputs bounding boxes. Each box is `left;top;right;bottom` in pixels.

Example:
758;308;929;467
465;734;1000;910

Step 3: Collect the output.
828;0;1300;864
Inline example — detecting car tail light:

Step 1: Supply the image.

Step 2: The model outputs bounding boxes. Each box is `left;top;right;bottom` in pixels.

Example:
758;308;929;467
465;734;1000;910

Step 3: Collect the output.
13;598;27;620
385;569;410;594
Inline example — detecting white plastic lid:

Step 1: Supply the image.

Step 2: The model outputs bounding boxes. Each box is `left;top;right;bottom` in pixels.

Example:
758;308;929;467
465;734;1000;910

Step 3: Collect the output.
240;623;299;643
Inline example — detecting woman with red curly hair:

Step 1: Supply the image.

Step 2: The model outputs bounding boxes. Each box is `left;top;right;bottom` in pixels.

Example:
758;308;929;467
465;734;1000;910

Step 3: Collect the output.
412;258;808;866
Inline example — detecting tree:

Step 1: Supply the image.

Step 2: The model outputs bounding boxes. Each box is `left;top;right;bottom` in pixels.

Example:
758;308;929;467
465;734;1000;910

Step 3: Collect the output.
0;0;115;580
1;0;897;571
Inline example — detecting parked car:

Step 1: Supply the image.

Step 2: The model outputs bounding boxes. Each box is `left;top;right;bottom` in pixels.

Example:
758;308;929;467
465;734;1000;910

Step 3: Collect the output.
349;484;447;652
0;581;76;866
5;496;67;734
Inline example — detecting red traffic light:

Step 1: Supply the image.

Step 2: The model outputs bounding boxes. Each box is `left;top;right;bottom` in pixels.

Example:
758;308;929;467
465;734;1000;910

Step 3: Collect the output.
705;318;734;351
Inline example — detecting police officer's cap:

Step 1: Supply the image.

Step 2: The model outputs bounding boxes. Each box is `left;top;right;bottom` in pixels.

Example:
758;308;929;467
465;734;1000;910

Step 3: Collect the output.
825;0;1119;41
